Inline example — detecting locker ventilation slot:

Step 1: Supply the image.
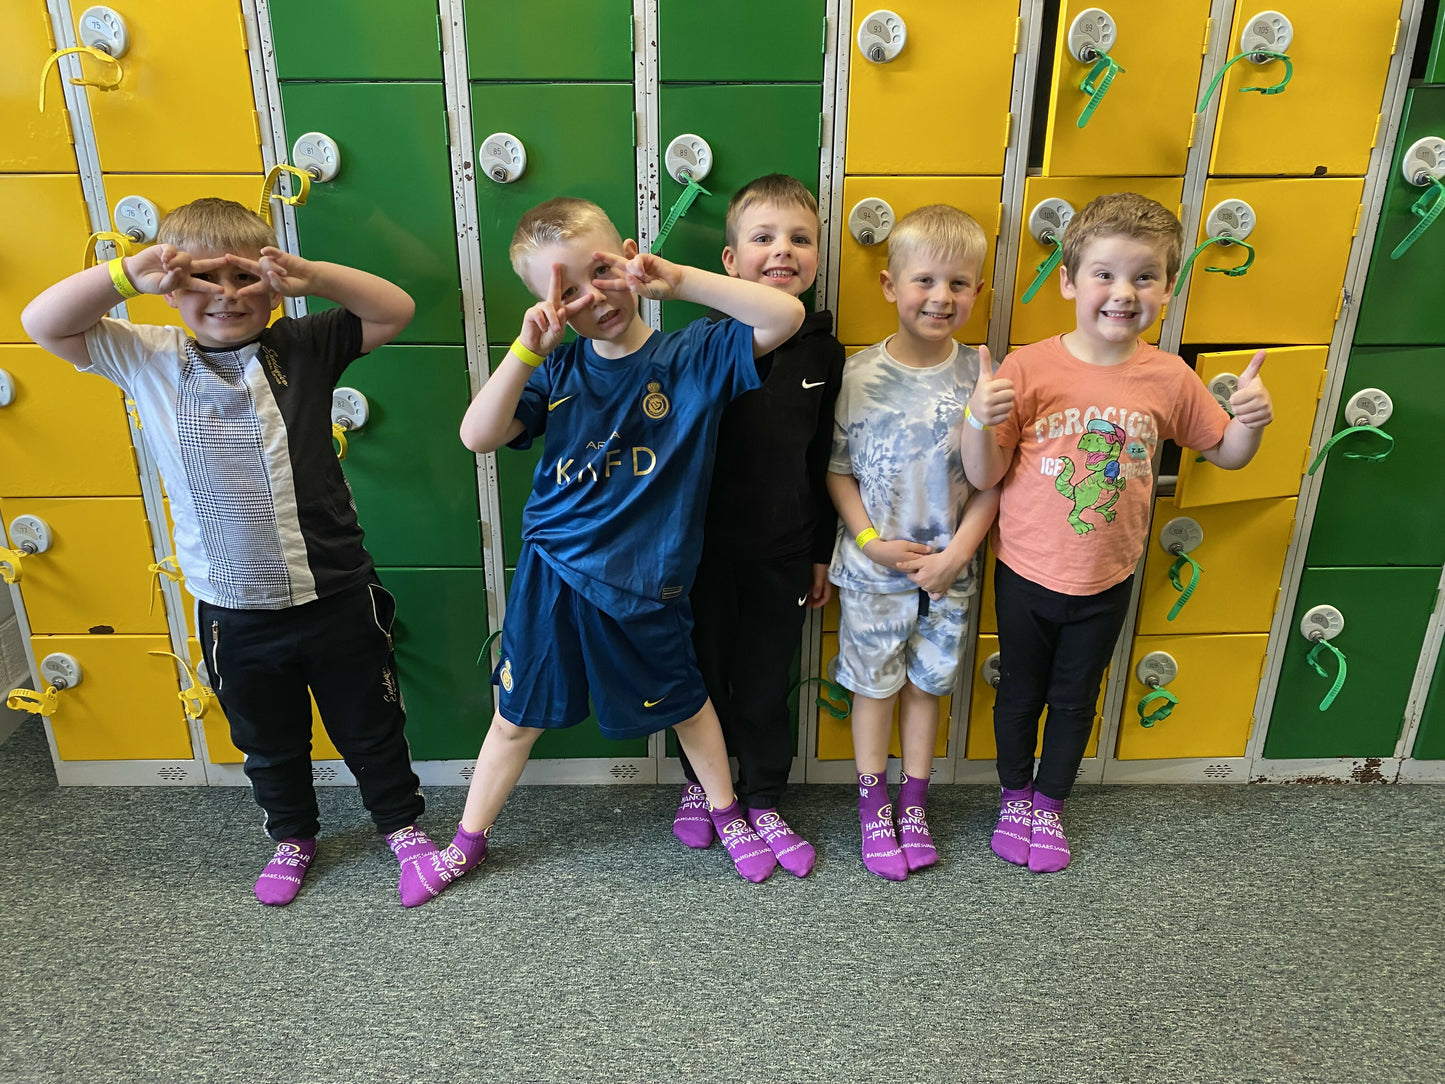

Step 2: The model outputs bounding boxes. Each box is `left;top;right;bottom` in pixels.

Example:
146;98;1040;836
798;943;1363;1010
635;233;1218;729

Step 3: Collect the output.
155;765;189;782
459;766;476;781
1202;763;1234;779
312;765;338;782
609;763;641;780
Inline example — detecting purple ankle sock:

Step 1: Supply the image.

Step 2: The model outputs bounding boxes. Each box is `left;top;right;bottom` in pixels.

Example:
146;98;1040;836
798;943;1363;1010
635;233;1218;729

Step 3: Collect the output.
402;824;488;905
857;773;907;881
708;801;777;883
896;773;938;872
747;807;815;877
1028;793;1071;873
990;785;1033;866
673;783;716;849
254;837;315;906
386;824;447;907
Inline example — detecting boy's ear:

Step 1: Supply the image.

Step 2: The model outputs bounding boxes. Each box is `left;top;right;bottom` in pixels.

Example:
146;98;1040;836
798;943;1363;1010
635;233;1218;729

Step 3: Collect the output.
721;246;740;278
622;238;640;259
162;291;180;310
1058;264;1076;300
879;268;897;303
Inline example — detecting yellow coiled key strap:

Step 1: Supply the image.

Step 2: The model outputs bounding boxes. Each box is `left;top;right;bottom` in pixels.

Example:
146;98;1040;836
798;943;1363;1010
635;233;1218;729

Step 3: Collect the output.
257;164;312;226
39;46;123;112
147;650;213;720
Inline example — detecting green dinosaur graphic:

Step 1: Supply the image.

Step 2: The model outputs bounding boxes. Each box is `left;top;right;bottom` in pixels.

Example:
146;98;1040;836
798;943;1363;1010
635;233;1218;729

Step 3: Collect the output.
1055;419;1127;535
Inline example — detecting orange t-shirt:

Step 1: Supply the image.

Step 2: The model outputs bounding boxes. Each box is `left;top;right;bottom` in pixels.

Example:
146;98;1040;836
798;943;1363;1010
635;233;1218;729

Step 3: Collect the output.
991;336;1229;596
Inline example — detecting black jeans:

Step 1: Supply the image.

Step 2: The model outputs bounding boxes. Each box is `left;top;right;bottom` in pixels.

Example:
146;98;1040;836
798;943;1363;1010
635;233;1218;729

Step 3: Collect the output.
199;579;423;840
993;560;1134;800
680;551;813;808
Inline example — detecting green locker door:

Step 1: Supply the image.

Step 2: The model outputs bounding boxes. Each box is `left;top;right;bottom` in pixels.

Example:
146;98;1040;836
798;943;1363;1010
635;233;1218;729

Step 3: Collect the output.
1265;566;1441;759
472;83;636;346
487;347;545;568
1424;3;1445;86
269;0;443;79
466;0;633;80
279;82;463;344
1413;644;1445;759
339;345;482;567
657;84;822;330
1304;347;1445;569
1354;88;1445;345
658;1;825;81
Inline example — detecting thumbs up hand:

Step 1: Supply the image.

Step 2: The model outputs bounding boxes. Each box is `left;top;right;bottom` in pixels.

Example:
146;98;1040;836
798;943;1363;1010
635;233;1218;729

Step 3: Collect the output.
968;345;1015;428
1228;349;1273;429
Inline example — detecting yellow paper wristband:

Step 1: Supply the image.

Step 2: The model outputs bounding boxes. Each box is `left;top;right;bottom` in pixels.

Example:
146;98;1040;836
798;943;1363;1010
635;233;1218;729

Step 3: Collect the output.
510;338;546;368
108;257;139;300
856;527;879;549
964;404;988;431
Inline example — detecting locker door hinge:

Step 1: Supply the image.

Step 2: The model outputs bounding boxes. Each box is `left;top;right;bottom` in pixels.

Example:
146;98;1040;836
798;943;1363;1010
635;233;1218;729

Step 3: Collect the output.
1300;445;1313;474
995;202;1004;234
818;113;825;148
128;446;141;475
1187;112;1198;148
821;17;829;54
435;13;443;54
238;11;248;50
1316;367;1328;400
1003;112;1013;148
1270;587;1281;617
251;111;263;147
43;4;56;50
632;112;638;147
1333;291;1345;320
62;108;74;144
1370;114;1382;150
986;289;995;321
1202;17;1213;54
1013;17;1022;55
444;109;452;144
1390;19;1401;55
631;16;637;54
1286;514;1298;546
1258;652;1269;683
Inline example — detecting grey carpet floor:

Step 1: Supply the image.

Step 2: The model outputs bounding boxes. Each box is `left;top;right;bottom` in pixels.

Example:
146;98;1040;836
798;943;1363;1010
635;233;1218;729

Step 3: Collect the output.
0;715;1441;1084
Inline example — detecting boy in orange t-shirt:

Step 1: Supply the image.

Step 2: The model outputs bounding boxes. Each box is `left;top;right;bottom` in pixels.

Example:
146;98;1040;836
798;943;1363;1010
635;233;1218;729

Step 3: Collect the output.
960;193;1273;872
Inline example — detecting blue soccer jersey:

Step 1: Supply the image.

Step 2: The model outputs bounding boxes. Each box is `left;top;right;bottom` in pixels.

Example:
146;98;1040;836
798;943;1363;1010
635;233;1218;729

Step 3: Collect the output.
509;317;759;618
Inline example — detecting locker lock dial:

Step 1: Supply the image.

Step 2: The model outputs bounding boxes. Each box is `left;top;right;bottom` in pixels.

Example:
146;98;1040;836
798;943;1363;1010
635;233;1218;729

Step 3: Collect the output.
1207;372;1240;410
1240;11;1293;63
857;11;906;64
39;653;82;691
292;132;341;183
848;198;895;246
665;134;713;184
1136;651;1178;689
982;652;1001;689
112;196;160;245
331;388;369;433
480;133;527;184
1300;604;1344;643
8;516;53;557
1401;137;1445;187
1028;199;1075;246
1159;517;1203;557
1205;200;1255;244
0;369;13;408
78;6;129;57
1343;388;1392;428
1067;8;1117;63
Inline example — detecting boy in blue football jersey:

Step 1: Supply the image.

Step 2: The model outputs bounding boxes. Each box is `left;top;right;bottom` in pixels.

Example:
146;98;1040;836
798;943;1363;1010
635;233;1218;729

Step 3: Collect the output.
412;198;804;894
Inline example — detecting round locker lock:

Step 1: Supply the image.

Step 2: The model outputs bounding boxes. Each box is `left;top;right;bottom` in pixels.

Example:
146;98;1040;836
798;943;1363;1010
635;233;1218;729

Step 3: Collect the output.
1159;516;1204;557
847;198;895;246
857;10;907;64
480;132;527;184
1300;604;1345;643
664;134;713;184
982;652;1002;689
112;195;160;245
78;6;129;57
8;515;53;556
1067;8;1117;63
1343;388;1393;428
1205;200;1255;243
39;653;82;691
1207;372;1240;410
292;132;342;182
1028;198;1076;246
1135;651;1178;689
0;369;13;408
1240;11;1293;62
1401;137;1445;187
331;388;369;432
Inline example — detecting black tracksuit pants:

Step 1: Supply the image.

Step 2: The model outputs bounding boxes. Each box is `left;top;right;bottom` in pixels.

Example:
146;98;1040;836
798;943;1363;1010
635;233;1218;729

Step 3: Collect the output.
680;551;814;809
992;560;1134;801
198;579;423;841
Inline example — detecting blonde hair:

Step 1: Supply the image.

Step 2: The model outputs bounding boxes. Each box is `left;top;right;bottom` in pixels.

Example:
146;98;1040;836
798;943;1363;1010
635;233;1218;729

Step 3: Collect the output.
1061;192;1184;281
510;197;622;282
157;197;276;254
886;204;988;278
724;174;820;249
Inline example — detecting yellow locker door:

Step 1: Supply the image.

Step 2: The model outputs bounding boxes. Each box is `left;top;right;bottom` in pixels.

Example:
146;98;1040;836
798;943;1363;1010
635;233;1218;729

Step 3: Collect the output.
1;175;90;342
75;2;261;173
100;175;268;327
1;497;167;634
1040;0;1211;176
835;176;1002;348
979;543;998;634
1116;633;1265;758
34;633;193;759
1174;346;1327;507
1209;1;1401;176
964;634;1105;760
1010;176;1183;346
6;5;75;170
1179;179;1362;344
846;2;1017;175
814;632;950;760
0;344;140;497
1135;496;1296;635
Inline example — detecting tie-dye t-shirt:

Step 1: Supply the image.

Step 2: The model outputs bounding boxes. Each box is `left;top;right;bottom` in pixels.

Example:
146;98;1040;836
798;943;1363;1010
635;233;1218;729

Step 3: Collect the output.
827;338;980;595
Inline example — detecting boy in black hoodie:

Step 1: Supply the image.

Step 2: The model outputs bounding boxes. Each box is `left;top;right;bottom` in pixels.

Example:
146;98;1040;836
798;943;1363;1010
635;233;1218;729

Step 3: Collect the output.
671;175;845;876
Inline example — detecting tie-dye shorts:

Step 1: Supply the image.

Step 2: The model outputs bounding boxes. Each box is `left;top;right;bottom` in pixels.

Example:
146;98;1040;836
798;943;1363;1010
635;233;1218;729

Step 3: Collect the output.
833;585;973;699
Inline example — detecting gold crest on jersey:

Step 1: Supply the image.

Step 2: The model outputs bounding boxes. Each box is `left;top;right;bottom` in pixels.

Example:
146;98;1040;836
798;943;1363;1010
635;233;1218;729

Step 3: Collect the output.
642;381;670;420
499;658;514;693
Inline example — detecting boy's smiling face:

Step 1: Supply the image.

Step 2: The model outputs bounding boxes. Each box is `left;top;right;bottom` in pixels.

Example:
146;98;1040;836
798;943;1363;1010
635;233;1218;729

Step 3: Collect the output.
165;246;279;348
721;200;820;297
1060;234;1174;358
522;228;640;345
881;250;983;354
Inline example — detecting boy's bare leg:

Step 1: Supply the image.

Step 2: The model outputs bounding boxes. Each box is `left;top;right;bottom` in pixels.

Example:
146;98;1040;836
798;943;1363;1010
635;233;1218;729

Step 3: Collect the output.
895;682;941;871
851;692;907;880
673;702;777;882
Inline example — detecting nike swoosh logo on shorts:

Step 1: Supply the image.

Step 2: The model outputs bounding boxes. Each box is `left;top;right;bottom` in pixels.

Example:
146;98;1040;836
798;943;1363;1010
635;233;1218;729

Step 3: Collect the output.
548;395;575;411
801;379;825;389
644;696;667;708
